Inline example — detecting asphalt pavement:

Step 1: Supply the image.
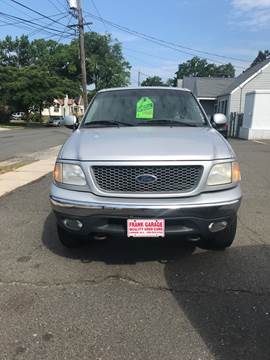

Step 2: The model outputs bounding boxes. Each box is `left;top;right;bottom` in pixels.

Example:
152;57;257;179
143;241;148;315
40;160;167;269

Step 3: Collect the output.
0;127;70;162
0;139;270;360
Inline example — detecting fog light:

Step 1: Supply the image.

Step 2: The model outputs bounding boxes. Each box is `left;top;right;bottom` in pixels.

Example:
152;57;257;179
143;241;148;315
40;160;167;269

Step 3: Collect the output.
209;221;228;233
63;219;83;231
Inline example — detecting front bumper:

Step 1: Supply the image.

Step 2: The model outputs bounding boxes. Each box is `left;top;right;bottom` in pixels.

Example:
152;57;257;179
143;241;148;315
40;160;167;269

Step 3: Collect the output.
50;183;242;237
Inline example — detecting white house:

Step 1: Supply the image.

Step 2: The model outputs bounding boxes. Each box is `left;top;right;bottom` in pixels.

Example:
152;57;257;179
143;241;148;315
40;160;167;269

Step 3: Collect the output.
42;95;84;117
178;77;234;116
216;58;270;117
177;59;270;123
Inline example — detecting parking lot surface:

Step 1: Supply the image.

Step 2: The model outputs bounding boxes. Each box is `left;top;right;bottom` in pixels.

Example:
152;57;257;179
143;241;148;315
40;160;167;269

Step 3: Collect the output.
0;139;269;360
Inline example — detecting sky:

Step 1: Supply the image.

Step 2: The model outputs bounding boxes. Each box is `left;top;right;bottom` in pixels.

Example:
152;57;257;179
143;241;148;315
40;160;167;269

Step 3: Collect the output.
0;0;270;85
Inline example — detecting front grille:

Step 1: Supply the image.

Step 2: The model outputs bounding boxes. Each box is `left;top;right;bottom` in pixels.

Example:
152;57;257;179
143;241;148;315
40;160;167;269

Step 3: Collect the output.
91;165;203;193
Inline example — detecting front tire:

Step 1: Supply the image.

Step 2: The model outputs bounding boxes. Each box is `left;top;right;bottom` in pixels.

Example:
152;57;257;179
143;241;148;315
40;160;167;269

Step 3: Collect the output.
57;225;84;248
199;217;237;250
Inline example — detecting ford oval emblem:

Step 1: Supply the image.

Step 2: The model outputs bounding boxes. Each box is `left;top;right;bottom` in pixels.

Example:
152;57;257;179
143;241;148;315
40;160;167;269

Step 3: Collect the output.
136;174;157;184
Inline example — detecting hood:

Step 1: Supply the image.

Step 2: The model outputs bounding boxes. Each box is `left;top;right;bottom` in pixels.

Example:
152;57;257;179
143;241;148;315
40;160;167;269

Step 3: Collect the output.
59;127;235;161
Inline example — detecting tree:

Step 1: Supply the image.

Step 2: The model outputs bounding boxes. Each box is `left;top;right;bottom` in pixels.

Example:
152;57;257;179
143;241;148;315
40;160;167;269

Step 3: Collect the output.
141;76;165;86
0;65;80;120
214;63;235;78
166;78;175;87
0;34;131;89
0;33;131;118
0;35;32;67
83;32;131;90
251;50;270;67
174;56;235;82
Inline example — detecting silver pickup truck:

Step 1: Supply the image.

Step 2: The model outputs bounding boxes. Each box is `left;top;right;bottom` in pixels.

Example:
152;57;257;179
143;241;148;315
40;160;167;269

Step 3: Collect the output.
50;87;242;249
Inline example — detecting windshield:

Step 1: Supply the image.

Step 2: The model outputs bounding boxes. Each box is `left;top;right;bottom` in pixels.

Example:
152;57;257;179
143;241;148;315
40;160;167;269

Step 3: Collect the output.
82;89;208;127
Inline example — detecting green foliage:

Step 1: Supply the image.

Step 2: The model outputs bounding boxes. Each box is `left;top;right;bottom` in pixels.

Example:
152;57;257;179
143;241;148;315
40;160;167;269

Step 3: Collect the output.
141;76;165;86
83;32;131;90
0;65;80;119
251;50;270;67
166;78;175;87
0;33;131;117
175;57;235;81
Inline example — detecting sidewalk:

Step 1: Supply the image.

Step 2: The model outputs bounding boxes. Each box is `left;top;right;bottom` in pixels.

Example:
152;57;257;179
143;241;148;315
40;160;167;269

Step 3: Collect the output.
0;146;60;197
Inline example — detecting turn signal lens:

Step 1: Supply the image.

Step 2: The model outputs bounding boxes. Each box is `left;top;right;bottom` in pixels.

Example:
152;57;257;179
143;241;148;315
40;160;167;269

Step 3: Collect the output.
53;162;62;183
232;161;241;183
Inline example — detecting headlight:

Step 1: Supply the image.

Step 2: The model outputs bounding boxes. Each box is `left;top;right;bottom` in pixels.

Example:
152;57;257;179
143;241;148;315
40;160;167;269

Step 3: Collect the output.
207;162;241;186
53;163;86;186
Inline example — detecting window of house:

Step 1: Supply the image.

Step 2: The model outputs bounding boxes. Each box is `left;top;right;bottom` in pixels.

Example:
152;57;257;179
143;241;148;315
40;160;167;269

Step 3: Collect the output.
54;104;60;113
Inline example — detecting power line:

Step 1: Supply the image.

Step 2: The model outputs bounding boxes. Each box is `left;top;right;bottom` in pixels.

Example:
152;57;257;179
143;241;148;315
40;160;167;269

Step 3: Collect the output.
123;50;177;73
123;46;178;64
126;53;175;76
47;0;67;14
0;19;67;37
3;0;70;38
60;0;71;11
90;0;108;33
0;11;74;37
0;12;72;35
86;12;248;69
1;0;37;20
92;12;250;63
8;0;70;28
55;14;74;43
27;14;69;37
0;12;67;28
43;32;73;41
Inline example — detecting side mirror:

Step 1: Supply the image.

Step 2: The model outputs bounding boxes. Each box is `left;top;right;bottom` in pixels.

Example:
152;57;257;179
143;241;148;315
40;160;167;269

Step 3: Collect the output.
212;113;227;126
63;115;77;129
211;113;228;138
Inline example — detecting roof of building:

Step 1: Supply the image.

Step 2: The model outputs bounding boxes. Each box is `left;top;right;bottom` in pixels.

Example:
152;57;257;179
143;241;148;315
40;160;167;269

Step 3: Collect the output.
220;58;270;96
182;77;234;99
53;97;84;106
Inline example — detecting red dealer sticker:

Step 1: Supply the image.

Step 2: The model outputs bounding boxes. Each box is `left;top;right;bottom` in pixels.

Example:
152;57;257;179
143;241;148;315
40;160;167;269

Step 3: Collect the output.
127;219;165;238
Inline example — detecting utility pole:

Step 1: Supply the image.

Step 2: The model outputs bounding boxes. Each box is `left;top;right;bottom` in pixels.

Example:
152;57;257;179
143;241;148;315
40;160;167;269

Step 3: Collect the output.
68;0;88;110
77;0;88;109
138;71;141;87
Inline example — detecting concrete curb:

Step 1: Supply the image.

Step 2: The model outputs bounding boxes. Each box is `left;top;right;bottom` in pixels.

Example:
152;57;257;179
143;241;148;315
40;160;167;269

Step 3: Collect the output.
0;146;60;197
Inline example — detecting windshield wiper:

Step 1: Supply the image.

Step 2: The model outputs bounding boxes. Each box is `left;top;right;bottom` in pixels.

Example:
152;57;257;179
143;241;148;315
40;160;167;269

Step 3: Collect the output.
84;120;133;128
138;120;198;127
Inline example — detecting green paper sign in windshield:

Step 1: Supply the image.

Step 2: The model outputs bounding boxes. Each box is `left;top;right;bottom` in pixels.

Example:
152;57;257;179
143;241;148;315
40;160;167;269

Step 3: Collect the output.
136;97;154;119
